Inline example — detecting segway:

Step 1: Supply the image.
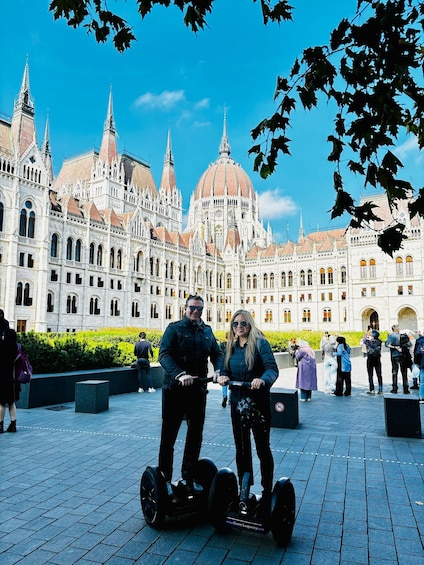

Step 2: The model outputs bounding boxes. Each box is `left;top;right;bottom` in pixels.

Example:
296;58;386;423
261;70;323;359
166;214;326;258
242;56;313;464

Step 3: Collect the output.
208;381;295;546
140;376;217;528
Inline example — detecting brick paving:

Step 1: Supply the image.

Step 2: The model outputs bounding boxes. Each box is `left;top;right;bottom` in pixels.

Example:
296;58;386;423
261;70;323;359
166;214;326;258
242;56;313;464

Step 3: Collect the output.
1;352;423;564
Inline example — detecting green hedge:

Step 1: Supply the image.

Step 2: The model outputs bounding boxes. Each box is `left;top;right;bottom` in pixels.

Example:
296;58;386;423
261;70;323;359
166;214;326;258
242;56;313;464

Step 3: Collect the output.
19;328;382;375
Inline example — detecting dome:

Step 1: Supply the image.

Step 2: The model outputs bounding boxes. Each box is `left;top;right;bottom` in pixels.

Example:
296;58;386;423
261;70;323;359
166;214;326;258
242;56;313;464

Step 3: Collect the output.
193;115;255;201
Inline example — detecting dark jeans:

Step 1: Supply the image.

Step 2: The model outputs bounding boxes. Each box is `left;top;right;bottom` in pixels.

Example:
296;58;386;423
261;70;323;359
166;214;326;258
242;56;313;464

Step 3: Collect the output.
335;371;351;396
230;400;274;493
136;358;152;390
366;356;383;391
390;356;409;392
158;386;207;482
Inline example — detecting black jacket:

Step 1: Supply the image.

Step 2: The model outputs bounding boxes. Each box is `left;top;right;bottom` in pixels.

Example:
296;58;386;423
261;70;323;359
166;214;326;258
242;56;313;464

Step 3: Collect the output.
159;316;223;389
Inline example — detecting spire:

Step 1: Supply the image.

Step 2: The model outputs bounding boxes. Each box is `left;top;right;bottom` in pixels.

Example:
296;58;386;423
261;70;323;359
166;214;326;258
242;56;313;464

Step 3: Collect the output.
160;129;177;191
218;108;231;158
298;210;304;240
42;114;54;185
99;88;118;163
11;57;36;157
15;56;34;115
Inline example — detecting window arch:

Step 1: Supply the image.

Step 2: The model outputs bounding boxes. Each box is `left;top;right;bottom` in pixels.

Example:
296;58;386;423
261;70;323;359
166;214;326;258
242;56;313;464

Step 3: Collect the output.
50;233;59;257
75;239;82;262
323;308;332;322
66;237;73;261
369;258;376;278
302;309;311;323
360;259;367;279
96;245;103;266
406;255;413;276
89;243;95;265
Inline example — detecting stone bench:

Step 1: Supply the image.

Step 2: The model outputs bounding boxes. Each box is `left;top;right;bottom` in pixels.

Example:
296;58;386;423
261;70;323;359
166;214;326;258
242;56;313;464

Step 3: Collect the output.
75;380;109;414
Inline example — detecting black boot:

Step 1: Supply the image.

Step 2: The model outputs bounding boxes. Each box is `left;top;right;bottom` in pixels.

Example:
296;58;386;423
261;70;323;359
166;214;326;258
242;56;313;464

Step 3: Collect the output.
411;378;419;390
6;420;16;433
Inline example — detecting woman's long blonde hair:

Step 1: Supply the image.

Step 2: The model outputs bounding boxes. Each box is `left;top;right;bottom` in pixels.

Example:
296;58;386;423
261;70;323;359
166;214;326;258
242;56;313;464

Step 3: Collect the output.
224;310;265;371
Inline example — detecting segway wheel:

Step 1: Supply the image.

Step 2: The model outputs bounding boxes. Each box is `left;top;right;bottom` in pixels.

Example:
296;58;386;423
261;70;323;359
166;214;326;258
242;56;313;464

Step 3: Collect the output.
208;468;238;532
140;466;167;528
193;457;218;492
270;478;295;547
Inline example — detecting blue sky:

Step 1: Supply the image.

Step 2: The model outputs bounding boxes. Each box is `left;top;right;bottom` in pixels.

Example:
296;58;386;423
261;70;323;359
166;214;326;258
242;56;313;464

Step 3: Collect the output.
1;1;422;242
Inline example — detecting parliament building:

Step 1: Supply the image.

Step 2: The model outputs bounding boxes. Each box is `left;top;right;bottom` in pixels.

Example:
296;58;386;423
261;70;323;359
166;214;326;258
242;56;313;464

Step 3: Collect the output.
1;63;423;334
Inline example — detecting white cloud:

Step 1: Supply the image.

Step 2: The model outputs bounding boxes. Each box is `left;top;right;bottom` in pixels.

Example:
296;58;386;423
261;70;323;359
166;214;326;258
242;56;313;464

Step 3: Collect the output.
194;98;210;110
134;90;186;110
258;189;298;221
395;136;423;161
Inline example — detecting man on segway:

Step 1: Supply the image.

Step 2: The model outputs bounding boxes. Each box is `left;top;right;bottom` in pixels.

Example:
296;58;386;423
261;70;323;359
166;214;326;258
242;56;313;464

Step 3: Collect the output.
158;294;224;497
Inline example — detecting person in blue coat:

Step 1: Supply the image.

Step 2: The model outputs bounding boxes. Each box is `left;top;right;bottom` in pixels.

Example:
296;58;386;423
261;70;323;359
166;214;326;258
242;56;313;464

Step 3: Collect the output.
217;310;278;503
333;336;352;396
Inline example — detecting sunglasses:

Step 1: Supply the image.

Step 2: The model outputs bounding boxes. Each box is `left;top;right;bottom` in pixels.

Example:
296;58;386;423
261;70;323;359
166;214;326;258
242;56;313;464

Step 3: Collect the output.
188;305;203;312
232;320;248;328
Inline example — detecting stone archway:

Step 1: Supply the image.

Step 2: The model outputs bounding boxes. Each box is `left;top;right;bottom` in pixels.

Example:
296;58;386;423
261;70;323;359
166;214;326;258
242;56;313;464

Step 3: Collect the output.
398;307;417;332
362;308;379;331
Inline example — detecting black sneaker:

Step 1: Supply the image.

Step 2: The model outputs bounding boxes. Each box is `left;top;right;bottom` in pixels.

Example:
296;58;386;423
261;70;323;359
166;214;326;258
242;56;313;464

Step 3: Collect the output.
222;396;227;408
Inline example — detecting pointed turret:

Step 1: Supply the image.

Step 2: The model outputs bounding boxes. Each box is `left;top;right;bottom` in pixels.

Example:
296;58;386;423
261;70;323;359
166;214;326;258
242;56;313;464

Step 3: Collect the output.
42;115;54;185
218;109;231;158
11;57;36;157
99;88;118;163
298;210;304;241
160;129;177;191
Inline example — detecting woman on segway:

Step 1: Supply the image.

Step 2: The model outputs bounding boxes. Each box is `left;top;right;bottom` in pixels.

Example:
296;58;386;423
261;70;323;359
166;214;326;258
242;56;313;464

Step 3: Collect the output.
217;310;278;515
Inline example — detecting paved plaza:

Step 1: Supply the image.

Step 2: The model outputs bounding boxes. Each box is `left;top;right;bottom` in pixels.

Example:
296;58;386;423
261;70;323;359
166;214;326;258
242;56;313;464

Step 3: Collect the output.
1;352;423;564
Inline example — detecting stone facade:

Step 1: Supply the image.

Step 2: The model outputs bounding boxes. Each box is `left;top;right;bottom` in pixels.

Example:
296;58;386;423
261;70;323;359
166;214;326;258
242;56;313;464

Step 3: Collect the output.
0;63;423;334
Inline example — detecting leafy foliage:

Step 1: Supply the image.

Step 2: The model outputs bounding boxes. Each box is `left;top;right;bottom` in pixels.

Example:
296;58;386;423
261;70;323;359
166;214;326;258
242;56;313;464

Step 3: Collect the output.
48;1;424;254
250;0;424;254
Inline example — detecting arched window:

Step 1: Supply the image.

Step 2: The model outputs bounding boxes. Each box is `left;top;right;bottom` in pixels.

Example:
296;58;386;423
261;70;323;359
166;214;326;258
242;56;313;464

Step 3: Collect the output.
150;303;159;319
406;255;413;276
283;309;291;323
302;309;311;323
226;274;232;289
96;245;103;266
323;308;332;322
16;282;23;305
66;237;73;261
270;273;275;288
75;239;82;262
327;267;333;285
110;247;115;268
395;256;403;277
307;269;313;286
156;258;160;277
132;301;140;318
263;274;268;289
89;243;95;265
50;233;59;257
67;295;77;314
369;259;376;278
246;275;251;290
23;283;31;305
28;211;35;238
110;299;119;316
253;275;257;289
281;272;286;287
117;249;122;270
320;268;326;285
19;209;27;236
340;266;347;284
0;202;4;231
360;259;367;279
170;261;174;280
264;309;273;323
47;292;54;312
288;271;293;287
